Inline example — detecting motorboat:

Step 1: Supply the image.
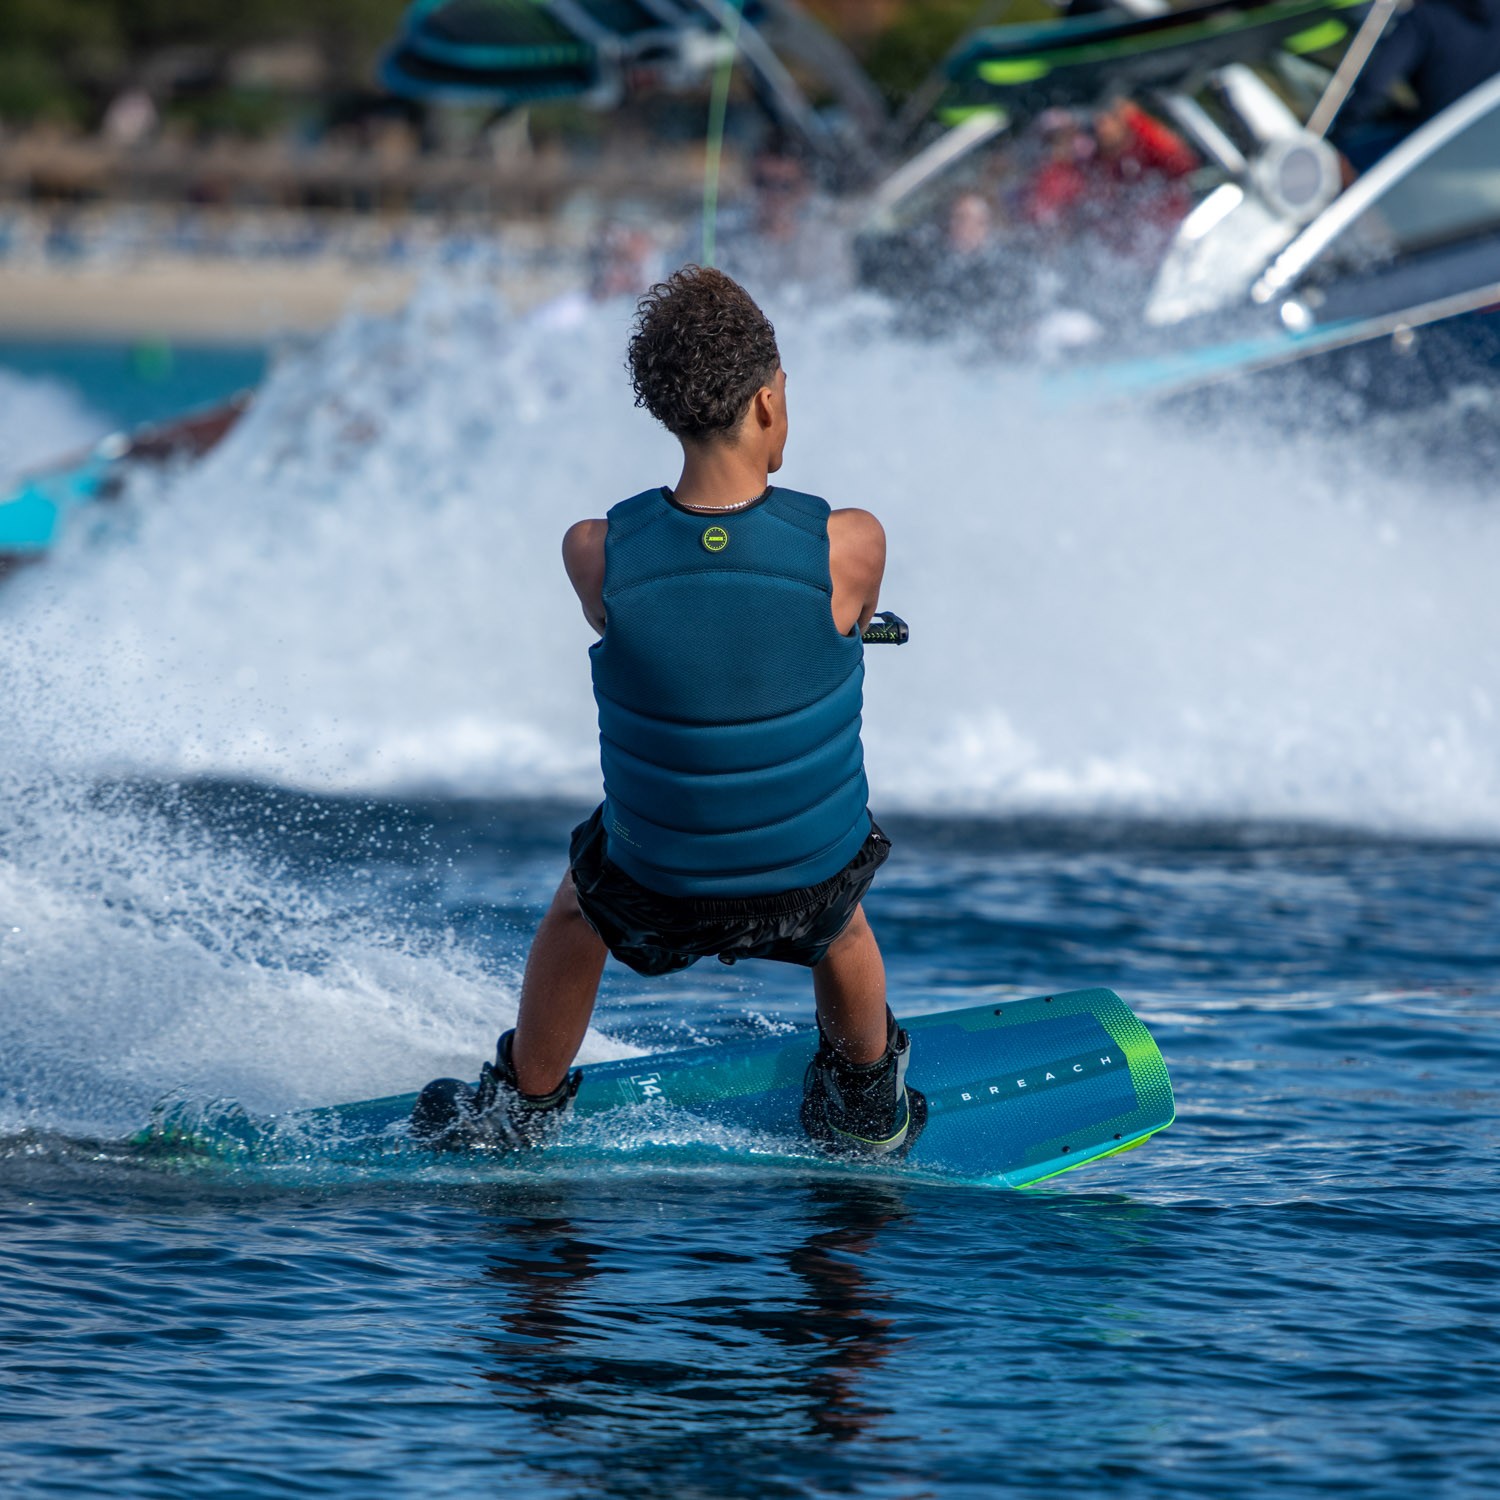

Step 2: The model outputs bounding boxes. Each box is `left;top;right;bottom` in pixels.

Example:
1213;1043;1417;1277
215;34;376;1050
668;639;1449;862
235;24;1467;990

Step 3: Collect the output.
1075;71;1500;408
854;0;1500;405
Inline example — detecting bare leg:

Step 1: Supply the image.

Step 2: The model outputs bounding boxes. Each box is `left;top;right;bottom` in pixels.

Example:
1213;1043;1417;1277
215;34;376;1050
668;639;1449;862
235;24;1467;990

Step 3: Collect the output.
811;905;889;1066
510;875;608;1096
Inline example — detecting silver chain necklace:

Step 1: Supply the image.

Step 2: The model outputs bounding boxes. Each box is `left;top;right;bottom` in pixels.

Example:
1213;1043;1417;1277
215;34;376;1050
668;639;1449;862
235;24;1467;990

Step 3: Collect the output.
669;487;769;515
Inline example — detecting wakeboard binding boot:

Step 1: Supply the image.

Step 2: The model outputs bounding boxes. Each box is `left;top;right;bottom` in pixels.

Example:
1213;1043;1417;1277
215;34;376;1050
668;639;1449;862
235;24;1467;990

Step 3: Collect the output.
410;1029;580;1149
801;1008;927;1157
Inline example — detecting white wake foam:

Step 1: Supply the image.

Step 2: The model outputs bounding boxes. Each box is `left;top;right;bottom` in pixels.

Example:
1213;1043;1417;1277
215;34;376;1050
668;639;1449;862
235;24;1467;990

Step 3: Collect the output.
0;365;109;488
4;274;1497;833
0;774;640;1137
2;273;1497;1132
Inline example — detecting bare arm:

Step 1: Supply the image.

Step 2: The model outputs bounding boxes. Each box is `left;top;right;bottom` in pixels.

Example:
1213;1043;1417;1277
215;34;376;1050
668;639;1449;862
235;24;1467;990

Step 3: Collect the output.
827;507;886;637
562;519;608;634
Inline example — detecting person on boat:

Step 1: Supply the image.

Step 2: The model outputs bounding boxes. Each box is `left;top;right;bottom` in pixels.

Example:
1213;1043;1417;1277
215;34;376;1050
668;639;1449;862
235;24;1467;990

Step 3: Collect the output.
413;265;924;1157
1337;0;1500;166
947;190;996;256
724;142;853;291
1021;109;1094;232
1022;101;1195;244
1092;99;1198;197
900;186;1031;340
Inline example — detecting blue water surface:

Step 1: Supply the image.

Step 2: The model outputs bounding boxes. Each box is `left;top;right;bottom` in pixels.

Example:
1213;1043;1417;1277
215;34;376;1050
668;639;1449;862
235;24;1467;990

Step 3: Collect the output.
0;339;267;431
2;793;1497;1498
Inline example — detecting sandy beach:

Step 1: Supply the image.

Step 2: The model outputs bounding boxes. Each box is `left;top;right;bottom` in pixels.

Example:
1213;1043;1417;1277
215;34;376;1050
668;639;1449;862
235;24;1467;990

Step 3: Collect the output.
0;257;424;341
0;247;603;341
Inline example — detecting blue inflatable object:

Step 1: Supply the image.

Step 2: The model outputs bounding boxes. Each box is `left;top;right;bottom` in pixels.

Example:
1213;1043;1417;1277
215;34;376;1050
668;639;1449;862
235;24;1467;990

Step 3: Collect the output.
0;455;112;556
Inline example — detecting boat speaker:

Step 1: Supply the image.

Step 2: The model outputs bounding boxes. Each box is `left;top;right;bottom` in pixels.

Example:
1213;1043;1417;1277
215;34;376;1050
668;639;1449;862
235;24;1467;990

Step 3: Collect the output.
1252;135;1342;226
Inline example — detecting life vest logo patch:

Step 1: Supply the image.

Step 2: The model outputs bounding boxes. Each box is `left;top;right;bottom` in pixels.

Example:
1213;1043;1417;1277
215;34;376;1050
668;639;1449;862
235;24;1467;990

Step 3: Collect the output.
701;525;729;553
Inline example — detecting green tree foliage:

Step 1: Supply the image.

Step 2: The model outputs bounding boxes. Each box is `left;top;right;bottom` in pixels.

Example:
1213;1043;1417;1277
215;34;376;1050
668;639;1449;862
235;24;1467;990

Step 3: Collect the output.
0;0;409;125
0;0;118;121
0;0;123;54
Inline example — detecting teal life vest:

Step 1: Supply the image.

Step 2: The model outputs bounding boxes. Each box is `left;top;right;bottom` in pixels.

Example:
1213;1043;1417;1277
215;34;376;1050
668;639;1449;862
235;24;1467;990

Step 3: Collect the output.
589;485;871;897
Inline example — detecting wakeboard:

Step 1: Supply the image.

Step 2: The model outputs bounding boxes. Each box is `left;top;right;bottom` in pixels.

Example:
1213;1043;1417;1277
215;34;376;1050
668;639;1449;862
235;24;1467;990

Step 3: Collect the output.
138;988;1173;1189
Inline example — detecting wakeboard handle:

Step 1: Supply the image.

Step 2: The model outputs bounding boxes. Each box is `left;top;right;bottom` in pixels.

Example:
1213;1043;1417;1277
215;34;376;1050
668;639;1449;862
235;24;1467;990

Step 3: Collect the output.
860;611;909;645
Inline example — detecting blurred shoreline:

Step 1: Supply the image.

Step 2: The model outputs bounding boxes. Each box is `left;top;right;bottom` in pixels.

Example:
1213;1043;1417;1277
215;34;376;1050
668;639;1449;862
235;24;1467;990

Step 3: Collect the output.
0;256;417;341
0;205;683;340
0;124;718;339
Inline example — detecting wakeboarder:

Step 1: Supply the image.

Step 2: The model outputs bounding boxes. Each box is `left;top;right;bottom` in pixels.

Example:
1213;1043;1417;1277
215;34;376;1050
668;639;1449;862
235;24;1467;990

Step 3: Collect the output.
414;265;923;1155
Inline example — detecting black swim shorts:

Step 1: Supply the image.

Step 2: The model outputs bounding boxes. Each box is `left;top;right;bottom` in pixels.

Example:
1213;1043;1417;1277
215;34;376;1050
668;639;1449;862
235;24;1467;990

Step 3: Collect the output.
568;804;891;977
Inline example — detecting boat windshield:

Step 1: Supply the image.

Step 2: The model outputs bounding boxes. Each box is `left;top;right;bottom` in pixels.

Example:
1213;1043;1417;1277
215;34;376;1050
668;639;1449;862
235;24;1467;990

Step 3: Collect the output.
1303;91;1500;277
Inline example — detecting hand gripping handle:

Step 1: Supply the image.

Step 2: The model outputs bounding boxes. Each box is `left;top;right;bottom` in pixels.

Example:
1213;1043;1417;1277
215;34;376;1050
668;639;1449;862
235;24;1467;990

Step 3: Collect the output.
859;611;909;646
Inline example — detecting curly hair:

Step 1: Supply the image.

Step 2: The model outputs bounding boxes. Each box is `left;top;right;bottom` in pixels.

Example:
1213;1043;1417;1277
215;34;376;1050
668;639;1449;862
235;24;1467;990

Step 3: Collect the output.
627;265;780;442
